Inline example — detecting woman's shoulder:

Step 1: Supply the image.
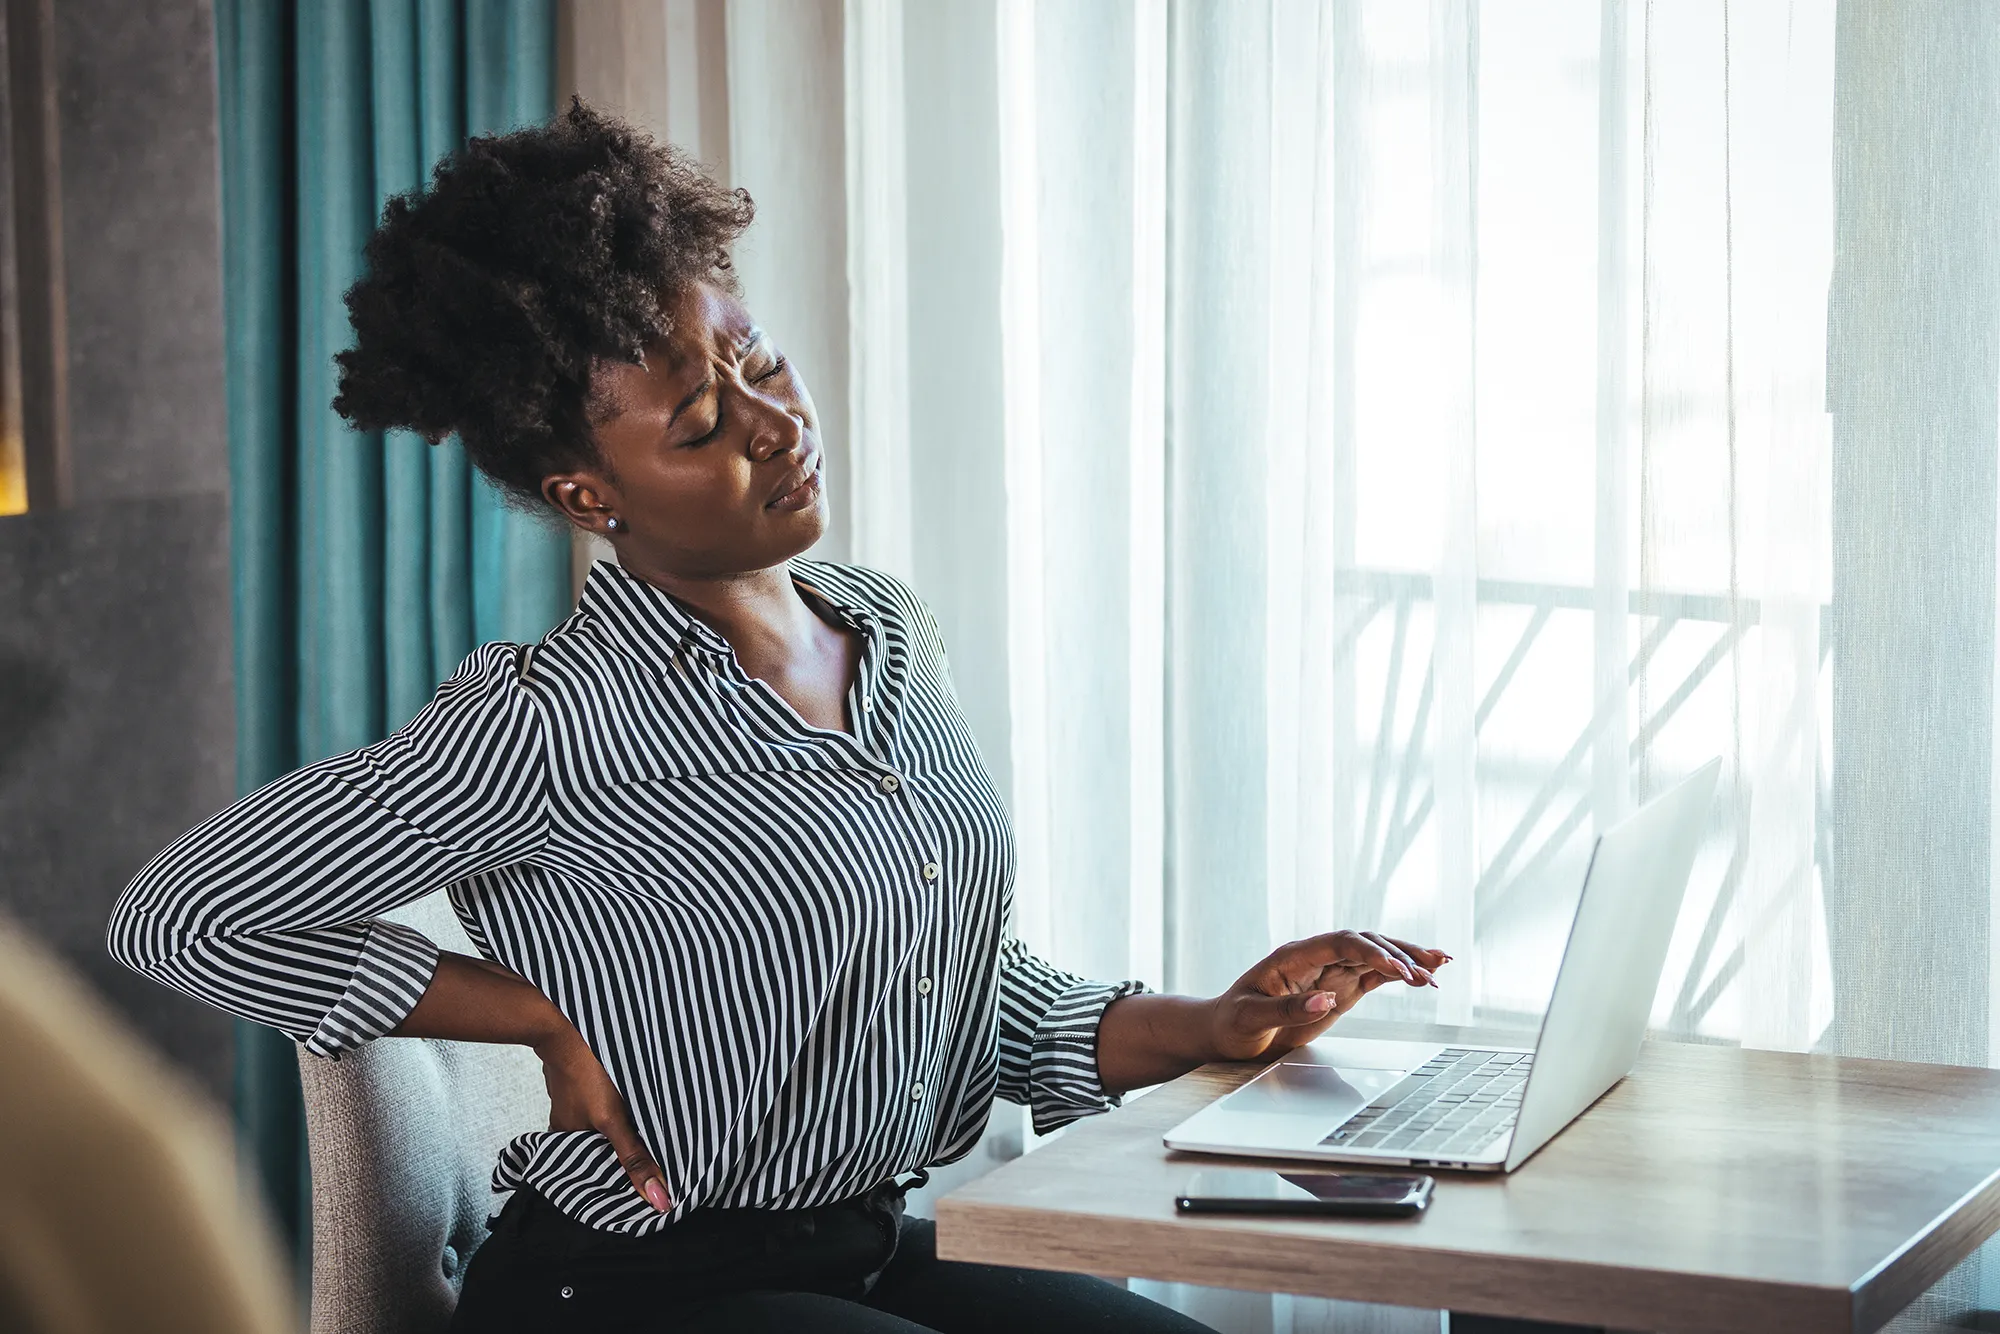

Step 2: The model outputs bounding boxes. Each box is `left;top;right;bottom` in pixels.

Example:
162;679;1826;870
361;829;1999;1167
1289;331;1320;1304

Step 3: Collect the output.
440;638;541;695
441;607;586;685
427;603;605;717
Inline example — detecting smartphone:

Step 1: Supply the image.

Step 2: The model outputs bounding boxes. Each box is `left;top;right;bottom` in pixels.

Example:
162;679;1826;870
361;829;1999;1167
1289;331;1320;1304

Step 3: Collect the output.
1175;1169;1434;1218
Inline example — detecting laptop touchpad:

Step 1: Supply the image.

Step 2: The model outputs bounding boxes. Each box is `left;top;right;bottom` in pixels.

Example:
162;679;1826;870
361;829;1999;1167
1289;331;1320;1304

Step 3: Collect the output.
1220;1061;1387;1119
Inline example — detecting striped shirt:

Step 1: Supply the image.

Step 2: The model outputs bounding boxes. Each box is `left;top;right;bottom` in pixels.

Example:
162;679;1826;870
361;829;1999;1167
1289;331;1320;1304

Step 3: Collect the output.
108;559;1146;1234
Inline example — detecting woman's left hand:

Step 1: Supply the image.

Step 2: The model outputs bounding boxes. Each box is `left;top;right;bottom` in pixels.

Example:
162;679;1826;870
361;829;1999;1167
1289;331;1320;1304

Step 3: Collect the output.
1205;931;1451;1061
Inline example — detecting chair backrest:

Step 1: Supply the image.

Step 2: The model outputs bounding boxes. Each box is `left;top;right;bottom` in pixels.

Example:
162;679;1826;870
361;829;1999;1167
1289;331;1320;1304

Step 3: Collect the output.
295;894;549;1334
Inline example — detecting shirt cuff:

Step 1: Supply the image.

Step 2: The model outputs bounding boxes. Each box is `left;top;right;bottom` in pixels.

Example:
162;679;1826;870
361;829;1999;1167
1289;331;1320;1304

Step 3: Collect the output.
302;918;441;1059
1027;976;1151;1135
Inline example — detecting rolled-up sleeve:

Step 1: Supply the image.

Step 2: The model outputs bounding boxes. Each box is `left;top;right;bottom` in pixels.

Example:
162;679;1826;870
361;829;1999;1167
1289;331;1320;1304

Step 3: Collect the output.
107;643;549;1058
993;936;1150;1134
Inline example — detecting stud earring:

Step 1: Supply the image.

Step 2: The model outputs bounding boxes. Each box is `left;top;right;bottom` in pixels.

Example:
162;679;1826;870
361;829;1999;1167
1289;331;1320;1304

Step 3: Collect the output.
605;516;622;533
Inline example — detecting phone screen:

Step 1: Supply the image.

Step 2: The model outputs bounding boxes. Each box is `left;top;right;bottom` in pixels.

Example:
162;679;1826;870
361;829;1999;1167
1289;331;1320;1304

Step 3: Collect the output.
1183;1169;1430;1206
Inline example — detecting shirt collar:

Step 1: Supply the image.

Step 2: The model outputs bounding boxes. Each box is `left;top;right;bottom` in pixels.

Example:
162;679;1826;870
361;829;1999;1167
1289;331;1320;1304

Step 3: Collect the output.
579;560;879;669
790;562;879;639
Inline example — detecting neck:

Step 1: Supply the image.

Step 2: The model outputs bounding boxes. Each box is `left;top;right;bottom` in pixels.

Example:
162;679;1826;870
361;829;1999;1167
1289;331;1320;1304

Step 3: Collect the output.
623;559;824;655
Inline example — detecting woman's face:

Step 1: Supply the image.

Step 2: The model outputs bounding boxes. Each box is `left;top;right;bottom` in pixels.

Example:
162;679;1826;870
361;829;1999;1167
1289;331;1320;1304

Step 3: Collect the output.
543;281;826;578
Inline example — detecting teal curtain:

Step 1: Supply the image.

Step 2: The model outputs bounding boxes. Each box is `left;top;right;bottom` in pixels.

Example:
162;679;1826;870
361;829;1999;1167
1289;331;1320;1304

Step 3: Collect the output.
214;0;571;1263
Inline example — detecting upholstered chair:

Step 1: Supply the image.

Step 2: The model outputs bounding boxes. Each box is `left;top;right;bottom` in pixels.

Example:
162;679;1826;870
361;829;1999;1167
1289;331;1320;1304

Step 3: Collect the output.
294;893;549;1334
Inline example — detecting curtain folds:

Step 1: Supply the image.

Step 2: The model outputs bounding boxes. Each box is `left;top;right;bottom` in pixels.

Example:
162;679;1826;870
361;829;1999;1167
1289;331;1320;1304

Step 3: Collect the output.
971;0;1855;1051
214;0;567;1263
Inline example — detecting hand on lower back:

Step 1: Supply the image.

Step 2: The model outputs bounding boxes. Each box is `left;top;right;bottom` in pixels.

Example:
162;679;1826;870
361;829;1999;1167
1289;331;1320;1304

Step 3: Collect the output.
537;1024;673;1213
389;951;675;1213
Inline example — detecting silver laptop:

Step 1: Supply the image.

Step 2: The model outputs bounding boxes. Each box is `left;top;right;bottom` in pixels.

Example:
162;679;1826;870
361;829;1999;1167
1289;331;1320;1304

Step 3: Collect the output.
1164;758;1720;1173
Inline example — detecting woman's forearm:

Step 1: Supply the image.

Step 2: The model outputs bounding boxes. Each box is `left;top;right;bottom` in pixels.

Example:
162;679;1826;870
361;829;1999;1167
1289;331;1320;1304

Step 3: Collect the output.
1094;993;1224;1096
389;951;574;1055
392;951;669;1209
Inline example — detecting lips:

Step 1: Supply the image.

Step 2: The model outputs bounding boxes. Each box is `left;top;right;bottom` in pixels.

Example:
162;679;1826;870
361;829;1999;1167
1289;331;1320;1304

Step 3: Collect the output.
766;452;823;510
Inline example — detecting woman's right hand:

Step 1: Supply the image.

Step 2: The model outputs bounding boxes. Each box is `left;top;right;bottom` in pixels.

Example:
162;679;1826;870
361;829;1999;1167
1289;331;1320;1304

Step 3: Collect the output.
391;951;673;1214
535;1021;674;1213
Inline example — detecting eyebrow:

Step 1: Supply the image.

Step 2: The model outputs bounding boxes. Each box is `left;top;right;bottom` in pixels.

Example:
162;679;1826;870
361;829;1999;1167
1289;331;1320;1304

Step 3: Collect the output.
657;330;765;428
667;374;714;428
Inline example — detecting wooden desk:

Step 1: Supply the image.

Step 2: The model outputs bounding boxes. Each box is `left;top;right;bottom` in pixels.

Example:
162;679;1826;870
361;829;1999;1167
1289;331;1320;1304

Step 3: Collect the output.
935;1028;2000;1333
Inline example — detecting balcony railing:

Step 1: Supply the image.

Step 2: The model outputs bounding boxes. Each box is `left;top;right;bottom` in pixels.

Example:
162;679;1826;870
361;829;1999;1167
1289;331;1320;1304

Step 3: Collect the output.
1330;567;1830;1038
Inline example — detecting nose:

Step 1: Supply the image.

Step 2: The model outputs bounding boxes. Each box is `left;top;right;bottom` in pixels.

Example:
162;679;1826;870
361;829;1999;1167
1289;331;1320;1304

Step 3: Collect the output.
743;389;803;462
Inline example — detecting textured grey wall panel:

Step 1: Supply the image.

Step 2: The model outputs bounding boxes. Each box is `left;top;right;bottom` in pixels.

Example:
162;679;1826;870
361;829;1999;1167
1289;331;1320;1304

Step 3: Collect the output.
0;493;234;1094
53;0;227;501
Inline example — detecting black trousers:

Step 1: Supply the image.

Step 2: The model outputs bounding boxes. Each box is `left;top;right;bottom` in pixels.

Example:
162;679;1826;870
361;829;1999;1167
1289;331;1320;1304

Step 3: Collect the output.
449;1180;1602;1333
449;1176;1217;1333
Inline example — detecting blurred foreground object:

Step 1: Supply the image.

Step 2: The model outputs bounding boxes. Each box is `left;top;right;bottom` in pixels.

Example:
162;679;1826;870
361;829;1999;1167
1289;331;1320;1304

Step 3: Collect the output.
0;915;293;1333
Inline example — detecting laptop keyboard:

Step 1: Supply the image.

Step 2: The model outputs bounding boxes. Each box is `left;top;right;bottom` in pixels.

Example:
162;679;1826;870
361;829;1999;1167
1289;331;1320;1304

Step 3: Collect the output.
1318;1048;1533;1159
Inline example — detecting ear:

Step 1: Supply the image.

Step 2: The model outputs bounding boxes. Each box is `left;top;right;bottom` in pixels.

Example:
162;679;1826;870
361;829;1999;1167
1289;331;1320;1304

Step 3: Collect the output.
542;470;621;537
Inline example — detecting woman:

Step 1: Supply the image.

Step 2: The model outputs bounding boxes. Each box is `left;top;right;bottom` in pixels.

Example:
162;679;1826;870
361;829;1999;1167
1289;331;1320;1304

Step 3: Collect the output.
108;103;1451;1333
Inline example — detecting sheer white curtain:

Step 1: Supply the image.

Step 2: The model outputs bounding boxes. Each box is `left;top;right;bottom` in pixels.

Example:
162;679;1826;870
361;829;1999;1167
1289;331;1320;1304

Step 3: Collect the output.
568;1;2000;1327
984;0;1844;1049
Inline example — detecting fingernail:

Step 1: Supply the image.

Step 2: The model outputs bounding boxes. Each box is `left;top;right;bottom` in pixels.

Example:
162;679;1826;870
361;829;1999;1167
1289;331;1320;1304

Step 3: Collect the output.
1306;992;1333;1015
644;1180;670;1212
1400;965;1415;982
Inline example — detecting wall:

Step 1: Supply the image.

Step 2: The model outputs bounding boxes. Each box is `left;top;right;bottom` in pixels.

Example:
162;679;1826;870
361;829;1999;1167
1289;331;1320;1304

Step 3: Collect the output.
0;0;233;1099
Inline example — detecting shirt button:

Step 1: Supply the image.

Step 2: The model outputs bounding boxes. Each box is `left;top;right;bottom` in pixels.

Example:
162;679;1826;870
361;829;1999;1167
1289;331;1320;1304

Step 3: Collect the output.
879;774;902;794
922;862;940;881
917;976;933;996
910;1081;925;1100
863;694;875;712
560;1286;575;1299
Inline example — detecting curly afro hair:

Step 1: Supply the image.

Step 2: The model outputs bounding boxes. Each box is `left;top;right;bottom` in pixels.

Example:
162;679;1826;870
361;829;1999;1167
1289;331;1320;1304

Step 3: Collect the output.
333;99;755;507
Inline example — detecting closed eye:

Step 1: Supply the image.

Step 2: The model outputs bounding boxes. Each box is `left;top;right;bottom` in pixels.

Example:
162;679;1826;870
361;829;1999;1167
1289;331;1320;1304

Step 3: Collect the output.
677;385;722;446
741;327;787;383
682;406;723;447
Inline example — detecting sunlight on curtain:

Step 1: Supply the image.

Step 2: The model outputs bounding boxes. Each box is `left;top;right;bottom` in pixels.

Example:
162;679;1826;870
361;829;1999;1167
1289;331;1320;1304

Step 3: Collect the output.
987;0;1844;1059
995;0;1170;988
